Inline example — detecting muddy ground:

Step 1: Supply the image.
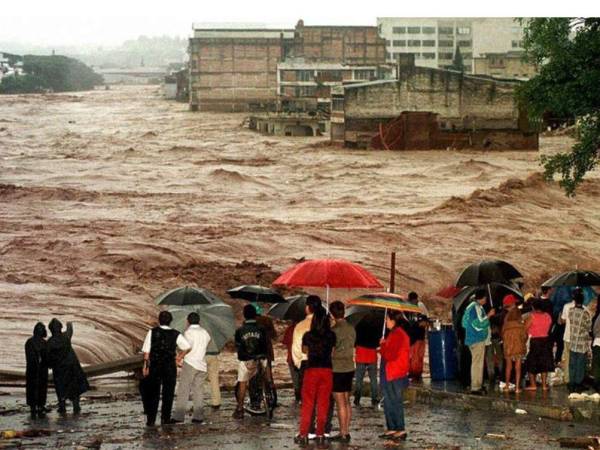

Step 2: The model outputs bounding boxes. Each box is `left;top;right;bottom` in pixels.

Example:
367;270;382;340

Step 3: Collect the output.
1;86;600;370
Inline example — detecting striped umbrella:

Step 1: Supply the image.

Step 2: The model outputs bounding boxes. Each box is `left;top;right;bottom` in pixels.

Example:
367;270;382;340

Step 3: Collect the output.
347;292;422;313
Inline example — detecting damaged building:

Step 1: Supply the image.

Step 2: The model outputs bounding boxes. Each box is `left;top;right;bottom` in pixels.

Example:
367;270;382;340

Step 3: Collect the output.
332;55;538;150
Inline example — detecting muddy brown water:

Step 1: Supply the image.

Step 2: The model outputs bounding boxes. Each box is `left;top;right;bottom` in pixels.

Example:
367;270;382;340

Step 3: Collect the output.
1;85;600;371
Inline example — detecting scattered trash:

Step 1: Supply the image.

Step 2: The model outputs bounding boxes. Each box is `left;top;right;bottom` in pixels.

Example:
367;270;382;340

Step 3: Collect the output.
1;429;51;439
484;433;507;440
269;423;294;429
515;408;527;415
568;392;600;402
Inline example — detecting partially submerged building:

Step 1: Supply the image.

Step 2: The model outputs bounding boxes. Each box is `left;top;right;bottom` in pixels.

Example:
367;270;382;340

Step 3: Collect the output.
332;56;538;150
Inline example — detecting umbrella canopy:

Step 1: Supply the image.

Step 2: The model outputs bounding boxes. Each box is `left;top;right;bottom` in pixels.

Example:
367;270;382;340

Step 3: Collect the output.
267;295;313;322
272;258;383;290
542;270;600;288
227;285;286;303
550;285;597;317
455;260;522;287
347;292;422;313
452;282;523;313
345;305;385;349
155;286;224;306
169;304;235;353
436;285;463;299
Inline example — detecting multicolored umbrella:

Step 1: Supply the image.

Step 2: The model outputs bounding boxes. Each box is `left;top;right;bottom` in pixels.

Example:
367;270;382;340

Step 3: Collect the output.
347;292;421;313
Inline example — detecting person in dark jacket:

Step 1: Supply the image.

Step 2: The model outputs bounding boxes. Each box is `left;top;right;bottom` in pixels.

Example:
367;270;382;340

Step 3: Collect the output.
25;322;49;419
47;318;89;415
232;304;268;419
141;310;191;426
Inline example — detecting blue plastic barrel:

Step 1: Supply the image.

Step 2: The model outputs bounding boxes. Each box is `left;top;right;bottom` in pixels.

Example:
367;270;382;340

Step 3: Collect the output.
428;326;458;381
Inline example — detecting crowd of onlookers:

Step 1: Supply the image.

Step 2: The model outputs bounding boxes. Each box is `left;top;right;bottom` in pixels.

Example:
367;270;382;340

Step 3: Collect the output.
23;287;600;448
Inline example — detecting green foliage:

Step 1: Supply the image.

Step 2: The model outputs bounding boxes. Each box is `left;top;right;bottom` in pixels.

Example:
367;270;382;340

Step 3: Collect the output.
518;18;600;195
450;46;464;72
0;54;103;94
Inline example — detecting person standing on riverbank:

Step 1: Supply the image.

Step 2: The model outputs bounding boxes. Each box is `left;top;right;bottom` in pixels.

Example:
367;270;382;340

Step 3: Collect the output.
25;322;49;419
172;312;211;424
567;292;592;393
47;319;89;415
462;290;495;395
141;311;191;426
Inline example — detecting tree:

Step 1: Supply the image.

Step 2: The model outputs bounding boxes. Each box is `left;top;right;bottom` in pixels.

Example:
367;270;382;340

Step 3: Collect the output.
450;46;464;72
518;18;600;196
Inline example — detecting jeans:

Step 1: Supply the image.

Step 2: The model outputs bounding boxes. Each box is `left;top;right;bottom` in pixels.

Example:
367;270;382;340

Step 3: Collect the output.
299;368;333;436
568;350;587;391
354;363;379;401
469;341;486;391
382;376;407;431
173;362;206;421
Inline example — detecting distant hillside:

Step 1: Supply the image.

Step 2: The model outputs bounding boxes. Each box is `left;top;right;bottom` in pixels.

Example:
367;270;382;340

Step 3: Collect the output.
0;54;103;94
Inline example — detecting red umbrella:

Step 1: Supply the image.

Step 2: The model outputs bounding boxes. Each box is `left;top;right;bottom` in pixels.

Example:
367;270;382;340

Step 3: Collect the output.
273;258;383;304
436;285;462;299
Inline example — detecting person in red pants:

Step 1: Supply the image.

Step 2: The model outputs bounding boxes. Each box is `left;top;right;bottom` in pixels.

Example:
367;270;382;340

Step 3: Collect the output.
294;305;336;449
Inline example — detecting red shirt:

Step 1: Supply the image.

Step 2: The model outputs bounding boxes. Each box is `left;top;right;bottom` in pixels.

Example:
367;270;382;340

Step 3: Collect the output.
380;326;410;381
355;345;377;364
282;323;296;365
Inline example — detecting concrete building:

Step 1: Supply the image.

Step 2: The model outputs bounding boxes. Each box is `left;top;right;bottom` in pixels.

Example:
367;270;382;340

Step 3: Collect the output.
377;17;526;73
473;51;537;80
332;56;538;150
188;21;388;112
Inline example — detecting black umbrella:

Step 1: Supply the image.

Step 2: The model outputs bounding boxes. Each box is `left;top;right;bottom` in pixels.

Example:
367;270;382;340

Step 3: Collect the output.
345;305;386;349
267;295;310;322
227;285;286;303
542;270;600;287
455;260;522;287
452;282;523;313
155;286;224;306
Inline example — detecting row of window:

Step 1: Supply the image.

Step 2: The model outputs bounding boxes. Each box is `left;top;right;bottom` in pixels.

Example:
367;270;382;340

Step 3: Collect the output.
386;39;471;48
287;69;376;82
386;51;472;60
390;25;471;35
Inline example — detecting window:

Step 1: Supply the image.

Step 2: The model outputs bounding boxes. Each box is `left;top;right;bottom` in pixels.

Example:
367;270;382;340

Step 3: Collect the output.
457;27;471;35
295;86;316;97
354;69;375;80
408;40;421;47
392;26;406;34
385;39;391;46
407;26;421;34
458;40;471;47
422;40;435;47
439;52;454;60
512;40;523;48
393;40;406;47
386;52;391;60
394;52;403;61
332;98;344;111
297;70;313;81
422;26;436;34
422;52;436;59
439;26;453;35
438;39;454;47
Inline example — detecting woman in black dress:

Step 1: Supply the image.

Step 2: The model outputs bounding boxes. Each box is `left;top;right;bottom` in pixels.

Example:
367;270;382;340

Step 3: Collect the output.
25;322;49;419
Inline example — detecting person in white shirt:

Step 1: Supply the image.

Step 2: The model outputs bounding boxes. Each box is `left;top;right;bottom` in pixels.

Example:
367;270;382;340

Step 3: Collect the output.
172;312;211;423
559;299;576;383
141;311;191;426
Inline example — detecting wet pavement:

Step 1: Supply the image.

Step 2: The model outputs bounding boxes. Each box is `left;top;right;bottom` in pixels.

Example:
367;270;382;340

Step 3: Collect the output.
1;383;599;449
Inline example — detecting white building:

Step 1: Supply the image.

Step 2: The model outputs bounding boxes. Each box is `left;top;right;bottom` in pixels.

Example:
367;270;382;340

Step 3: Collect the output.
377;17;526;73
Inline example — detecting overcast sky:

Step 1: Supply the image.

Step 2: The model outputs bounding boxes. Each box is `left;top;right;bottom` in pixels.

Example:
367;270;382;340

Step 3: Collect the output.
2;0;598;47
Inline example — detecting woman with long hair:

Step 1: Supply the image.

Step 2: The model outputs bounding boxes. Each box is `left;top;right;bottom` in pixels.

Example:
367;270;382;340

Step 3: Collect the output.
379;310;410;442
294;305;336;449
524;300;554;391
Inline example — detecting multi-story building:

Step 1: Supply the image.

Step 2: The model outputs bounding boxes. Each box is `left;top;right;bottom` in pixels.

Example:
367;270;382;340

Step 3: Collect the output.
377;17;527;74
473;51;537;80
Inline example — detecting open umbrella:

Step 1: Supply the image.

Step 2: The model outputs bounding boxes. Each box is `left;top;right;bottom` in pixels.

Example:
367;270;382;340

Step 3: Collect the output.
345;305;385;349
272;258;383;304
549;285;597;317
169;303;235;353
348;292;420;336
436;285;463;299
267;295;313;322
455;260;522;287
452;282;523;313
542;270;600;288
155;286;224;306
227;285;285;303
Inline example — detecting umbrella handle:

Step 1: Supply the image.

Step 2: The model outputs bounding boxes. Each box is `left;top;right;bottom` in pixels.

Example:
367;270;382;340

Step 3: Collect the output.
381;307;387;338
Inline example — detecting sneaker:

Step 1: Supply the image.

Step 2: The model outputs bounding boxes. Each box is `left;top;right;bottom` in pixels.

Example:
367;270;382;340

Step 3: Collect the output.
232;408;244;419
308;433;317;440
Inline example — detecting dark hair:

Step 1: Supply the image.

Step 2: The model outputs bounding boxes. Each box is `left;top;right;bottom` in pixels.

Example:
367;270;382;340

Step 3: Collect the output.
573;289;584;306
532;299;545;312
541;286;550;294
187;312;200;325
159;311;173;326
474;289;487;301
329;301;345;319
408;291;418;301
310;304;330;335
306;295;322;313
387;310;405;328
243;304;257;320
